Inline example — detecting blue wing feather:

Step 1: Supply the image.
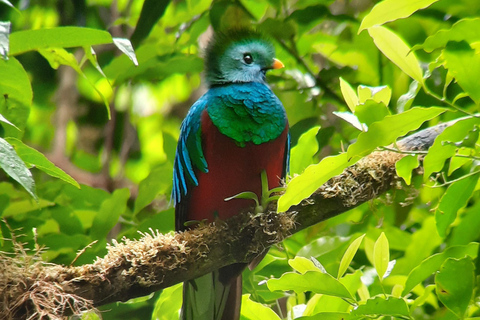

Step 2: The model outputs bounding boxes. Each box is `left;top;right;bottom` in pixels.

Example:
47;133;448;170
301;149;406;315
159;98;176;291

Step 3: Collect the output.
172;94;209;205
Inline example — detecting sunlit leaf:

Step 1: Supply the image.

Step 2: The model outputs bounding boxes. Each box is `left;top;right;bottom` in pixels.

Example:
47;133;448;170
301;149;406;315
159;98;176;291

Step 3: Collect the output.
290;126;321;174
354;100;390;127
374;232;389;281
297;236;351;259
10;27;113;56
359;0;439;32
339;77;359;112
420;18;480;52
152;283;182;320
410;285;436;312
368;26;424;84
0;137;36;200
280;107;444;212
295;312;350;320
240;294;281;320
443;41;480;104
0;113;19;130
347;107;446;158
435;173;479;238
267;271;355;301
357;85;391;106
112;38;138;66
402;242;478;294
6;138;79;188
395;154;419;185
0;0;15;8
338;234;365;279
435;257;474;318
0;21;10;59
288;256;321;274
397;81;420;111
423;117;480;181
83;47;108;80
351;296;409;318
332;111;365;131
278;153;351;212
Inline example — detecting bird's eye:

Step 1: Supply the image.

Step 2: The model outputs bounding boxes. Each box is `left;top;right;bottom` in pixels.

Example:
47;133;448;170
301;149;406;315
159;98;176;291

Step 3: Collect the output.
243;53;253;64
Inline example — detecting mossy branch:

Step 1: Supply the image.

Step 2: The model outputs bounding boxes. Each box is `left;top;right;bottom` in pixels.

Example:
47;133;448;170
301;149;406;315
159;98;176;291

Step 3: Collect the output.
1;119;454;320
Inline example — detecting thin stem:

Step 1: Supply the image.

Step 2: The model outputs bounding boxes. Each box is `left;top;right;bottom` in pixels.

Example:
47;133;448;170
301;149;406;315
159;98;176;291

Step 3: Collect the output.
429;169;480;188
379;146;480;161
423;84;476;116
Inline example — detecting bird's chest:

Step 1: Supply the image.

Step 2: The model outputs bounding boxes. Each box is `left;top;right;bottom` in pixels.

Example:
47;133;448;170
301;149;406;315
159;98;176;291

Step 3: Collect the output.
186;109;288;222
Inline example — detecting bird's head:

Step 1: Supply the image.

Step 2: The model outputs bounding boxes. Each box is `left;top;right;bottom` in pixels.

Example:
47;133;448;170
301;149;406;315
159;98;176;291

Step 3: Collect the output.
205;29;284;86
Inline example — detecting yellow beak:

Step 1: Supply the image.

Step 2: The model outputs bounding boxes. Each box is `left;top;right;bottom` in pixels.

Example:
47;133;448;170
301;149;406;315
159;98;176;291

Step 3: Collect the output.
272;58;285;69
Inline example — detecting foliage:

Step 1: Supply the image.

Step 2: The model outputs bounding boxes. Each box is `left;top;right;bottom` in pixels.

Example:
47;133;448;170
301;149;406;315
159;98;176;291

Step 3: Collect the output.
1;0;480;319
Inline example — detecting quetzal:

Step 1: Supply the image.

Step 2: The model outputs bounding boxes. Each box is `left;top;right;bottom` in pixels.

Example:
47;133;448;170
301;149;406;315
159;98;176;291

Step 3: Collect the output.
172;28;290;320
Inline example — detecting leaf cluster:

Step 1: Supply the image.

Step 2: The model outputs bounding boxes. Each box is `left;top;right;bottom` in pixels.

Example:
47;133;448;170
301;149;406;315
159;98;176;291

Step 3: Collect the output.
1;0;480;319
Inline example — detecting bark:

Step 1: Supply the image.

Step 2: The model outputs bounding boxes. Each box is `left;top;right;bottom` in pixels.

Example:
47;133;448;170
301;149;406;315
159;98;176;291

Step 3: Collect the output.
1;119;454;320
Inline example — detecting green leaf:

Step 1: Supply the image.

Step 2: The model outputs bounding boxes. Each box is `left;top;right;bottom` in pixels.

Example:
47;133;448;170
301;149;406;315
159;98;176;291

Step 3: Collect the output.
338;234;365;279
351;296;410;318
290;126;321;174
267;271;355;302
0;113;19;130
104;52;204;85
39;47;111;119
279;107;444;212
443;41;480;104
0;57;32;137
297;236;351;259
295;312;351;320
288;256;322;274
333;111;365;131
0;0;15;8
368;26;424;84
0;21;10;59
402;242;478;295
423;117;480;181
395;154;420;185
450;203;480;246
435;173;479;238
397;81;420;111
278;153;351;212
374;232;389;281
130;0;170;47
0;137;36;200
354;100;390;127
359;0;439;32
240;294;281;320
435;257;475;318
357;85;392;106
134;163;173;214
112;38;138;66
347;107;446;158
6;138;79;188
339;77;359;112
90;188;130;240
9;27;113;56
152;283;182;320
420;18;480;52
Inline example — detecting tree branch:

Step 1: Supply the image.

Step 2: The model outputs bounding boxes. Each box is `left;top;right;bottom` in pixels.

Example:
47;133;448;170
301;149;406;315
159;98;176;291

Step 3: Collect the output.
1;119;454;320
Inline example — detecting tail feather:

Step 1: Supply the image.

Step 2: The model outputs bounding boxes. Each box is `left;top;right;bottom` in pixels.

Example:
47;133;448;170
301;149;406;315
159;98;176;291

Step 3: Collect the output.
181;271;241;320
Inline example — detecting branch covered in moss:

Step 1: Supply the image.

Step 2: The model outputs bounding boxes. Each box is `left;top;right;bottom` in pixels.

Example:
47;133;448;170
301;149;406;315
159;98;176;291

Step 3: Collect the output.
1;120;453;320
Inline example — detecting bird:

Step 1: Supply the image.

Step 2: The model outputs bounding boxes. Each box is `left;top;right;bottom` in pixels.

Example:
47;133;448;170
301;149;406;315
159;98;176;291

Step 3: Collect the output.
172;28;290;320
